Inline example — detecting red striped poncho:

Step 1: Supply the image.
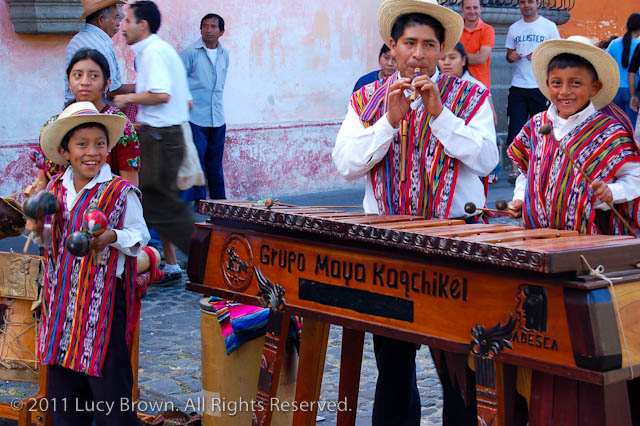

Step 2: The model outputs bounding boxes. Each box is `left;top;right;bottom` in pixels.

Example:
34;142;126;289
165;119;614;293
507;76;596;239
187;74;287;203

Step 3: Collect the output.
39;175;139;376
507;110;640;235
350;72;488;218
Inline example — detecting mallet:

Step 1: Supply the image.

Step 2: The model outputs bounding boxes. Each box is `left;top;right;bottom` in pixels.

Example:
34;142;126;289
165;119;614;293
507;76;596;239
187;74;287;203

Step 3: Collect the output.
540;123;635;236
22;190;61;252
464;201;509;215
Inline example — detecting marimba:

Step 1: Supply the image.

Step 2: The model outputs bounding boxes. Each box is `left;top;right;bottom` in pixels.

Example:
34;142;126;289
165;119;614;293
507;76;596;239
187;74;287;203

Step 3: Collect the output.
186;200;640;426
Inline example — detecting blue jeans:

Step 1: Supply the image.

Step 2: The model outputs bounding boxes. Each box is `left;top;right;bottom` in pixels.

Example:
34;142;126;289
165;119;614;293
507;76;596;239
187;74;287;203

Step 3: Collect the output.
613;88;639;130
182;122;227;201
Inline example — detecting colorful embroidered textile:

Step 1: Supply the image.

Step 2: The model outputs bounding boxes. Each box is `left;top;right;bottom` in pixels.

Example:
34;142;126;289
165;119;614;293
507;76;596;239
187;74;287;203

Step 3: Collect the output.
507;110;640;235
350;73;488;218
39;175;139;376
207;297;301;355
32;104;140;177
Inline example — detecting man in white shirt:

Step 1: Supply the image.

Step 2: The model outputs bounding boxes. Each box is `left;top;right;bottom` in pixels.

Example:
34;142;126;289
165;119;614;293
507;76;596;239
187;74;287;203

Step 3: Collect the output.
115;0;195;255
505;0;560;183
333;0;498;424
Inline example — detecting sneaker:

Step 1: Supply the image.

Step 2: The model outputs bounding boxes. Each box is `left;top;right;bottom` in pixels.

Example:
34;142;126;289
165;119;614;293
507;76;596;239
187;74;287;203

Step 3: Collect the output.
155;265;183;286
488;174;498;184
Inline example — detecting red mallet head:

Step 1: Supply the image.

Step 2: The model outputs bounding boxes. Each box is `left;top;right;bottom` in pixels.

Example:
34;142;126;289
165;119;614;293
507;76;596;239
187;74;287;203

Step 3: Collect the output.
83;207;108;236
66;231;92;257
23;190;61;219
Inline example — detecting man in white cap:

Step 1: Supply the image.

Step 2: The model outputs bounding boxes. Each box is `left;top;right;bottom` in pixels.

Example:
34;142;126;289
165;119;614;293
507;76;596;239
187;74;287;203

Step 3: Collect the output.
333;0;498;424
65;0;134;103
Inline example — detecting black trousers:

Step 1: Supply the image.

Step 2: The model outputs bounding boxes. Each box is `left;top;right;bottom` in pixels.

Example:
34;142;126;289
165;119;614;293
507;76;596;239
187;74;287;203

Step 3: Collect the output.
138;124;196;255
506;86;549;149
47;284;140;426
372;336;477;426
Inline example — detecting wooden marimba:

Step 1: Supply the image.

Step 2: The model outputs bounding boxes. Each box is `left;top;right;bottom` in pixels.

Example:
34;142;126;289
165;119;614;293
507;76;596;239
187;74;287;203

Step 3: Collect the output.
187;200;640;426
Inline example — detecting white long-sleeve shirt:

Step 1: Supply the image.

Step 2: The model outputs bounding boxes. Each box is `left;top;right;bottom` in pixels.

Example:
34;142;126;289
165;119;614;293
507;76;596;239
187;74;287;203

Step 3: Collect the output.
333;69;498;216
35;164;150;277
512;103;640;210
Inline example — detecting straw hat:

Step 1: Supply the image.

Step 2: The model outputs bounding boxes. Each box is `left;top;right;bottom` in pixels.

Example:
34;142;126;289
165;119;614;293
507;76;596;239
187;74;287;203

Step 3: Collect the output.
40;102;126;166
378;0;463;53
531;35;619;110
79;0;127;21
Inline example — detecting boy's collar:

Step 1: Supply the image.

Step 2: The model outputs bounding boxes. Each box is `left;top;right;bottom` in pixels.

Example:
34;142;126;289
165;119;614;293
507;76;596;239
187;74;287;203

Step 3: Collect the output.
548;101;596;124
61;164;113;193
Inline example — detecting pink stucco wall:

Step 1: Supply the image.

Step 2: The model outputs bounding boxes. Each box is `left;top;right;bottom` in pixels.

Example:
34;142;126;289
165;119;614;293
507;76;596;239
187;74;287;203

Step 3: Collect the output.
0;0;383;199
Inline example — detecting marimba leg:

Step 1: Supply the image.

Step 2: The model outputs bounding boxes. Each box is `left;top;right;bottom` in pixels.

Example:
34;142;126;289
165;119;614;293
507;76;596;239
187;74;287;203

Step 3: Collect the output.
337;328;365;426
292;318;330;426
253;310;291;426
529;370;632;426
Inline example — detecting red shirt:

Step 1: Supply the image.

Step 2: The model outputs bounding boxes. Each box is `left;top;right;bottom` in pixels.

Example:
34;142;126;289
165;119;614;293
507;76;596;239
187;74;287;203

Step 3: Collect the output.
460;19;495;88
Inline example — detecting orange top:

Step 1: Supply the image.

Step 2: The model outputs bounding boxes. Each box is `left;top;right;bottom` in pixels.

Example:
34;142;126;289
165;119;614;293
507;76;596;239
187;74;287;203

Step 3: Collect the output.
460;19;495;88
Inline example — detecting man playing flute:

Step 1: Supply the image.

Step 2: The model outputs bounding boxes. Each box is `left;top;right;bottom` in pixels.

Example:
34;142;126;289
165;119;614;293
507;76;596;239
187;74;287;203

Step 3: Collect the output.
332;0;498;424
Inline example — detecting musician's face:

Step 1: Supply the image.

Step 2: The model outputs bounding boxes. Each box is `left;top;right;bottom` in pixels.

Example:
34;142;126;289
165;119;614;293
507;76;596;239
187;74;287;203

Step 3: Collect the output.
389;24;443;79
547;66;601;119
59;126;108;189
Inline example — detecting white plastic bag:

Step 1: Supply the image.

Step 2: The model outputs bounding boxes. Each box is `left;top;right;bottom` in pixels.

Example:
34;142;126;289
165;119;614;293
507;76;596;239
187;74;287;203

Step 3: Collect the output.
176;122;205;190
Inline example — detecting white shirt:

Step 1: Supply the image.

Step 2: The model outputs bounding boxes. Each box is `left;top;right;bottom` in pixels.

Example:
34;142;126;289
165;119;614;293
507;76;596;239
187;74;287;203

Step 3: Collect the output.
205;47;218;67
512;103;640;210
131;34;190;127
36;164;150;277
505;16;560;88
333;69;498;217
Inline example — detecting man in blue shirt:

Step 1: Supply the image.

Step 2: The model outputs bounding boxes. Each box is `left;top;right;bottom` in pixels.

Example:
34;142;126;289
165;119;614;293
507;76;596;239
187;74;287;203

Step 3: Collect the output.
180;13;230;201
352;44;397;92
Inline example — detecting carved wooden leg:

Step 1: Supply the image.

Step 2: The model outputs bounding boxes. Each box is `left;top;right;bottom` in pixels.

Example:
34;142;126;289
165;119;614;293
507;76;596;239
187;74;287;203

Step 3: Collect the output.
475;357;498;426
292;318;330;426
253;310;291;426
336;328;364;426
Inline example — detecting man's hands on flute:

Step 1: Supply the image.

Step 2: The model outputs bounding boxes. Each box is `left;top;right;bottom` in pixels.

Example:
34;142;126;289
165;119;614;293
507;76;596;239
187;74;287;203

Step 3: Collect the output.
386;78;413;128
414;75;443;118
387;75;444;128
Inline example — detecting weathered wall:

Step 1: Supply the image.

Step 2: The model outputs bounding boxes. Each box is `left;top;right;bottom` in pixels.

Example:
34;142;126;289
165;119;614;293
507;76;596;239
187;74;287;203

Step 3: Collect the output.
558;1;638;41
1;0;384;199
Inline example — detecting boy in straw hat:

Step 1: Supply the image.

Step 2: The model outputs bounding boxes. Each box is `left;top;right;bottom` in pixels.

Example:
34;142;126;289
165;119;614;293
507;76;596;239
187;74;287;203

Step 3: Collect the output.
25;101;149;425
333;0;498;424
507;36;640;236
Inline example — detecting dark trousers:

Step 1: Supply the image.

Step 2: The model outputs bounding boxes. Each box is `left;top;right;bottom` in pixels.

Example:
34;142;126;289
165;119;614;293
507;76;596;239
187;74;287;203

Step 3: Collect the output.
138;124;196;255
372;335;421;426
183;122;226;201
372;339;478;426
506;86;549;151
47;284;139;426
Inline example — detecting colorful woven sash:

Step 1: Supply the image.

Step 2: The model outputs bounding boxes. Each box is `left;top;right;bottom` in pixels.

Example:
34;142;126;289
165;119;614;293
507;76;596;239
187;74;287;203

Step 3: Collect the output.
39;175;139;376
508;110;640;235
351;73;488;218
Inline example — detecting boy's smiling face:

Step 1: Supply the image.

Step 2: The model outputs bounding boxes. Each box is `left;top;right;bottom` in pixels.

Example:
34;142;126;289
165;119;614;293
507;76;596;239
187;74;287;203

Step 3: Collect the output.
59;126;109;190
547;66;602;119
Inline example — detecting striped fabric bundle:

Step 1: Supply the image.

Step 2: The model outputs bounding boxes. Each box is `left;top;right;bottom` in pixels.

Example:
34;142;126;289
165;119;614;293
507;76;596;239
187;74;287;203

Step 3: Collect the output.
351;73;488;218
208;298;301;355
508;110;640;235
39;175;139;377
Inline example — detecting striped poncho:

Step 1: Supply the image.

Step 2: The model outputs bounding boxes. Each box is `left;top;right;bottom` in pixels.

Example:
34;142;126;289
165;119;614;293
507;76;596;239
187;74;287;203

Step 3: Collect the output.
507;110;640;235
38;175;139;376
350;72;488;218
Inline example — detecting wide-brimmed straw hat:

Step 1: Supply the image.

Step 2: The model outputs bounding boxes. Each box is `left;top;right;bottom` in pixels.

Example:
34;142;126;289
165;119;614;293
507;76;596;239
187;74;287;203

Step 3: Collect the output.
40;102;126;166
532;35;619;110
79;0;127;21
378;0;463;53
